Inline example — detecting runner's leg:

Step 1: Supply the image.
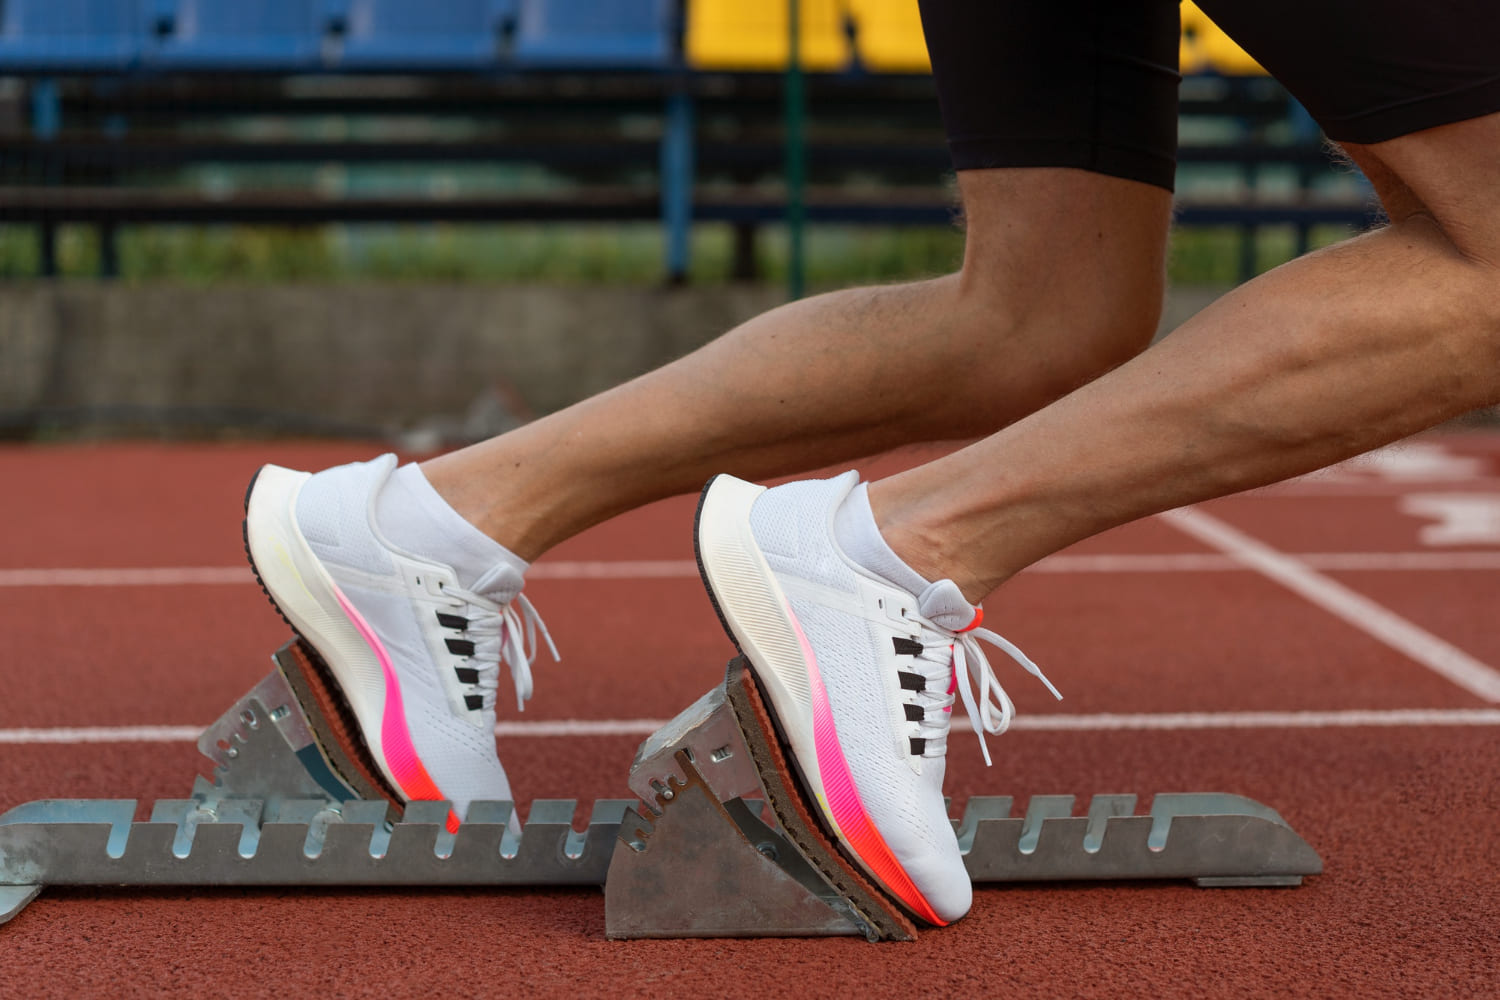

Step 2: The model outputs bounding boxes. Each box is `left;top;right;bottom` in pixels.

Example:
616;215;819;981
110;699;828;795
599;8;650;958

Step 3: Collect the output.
424;167;1169;560
872;112;1500;600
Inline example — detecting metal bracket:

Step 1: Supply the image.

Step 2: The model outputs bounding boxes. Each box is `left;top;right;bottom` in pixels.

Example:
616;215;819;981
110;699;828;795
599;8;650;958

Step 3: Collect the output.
606;748;877;939
193;668;363;811
0;650;1322;934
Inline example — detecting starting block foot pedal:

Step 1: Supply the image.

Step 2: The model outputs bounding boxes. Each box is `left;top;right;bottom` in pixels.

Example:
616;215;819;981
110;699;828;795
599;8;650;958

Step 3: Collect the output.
605;661;914;940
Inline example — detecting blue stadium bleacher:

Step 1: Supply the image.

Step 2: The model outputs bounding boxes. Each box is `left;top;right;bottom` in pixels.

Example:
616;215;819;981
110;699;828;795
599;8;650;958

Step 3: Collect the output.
337;0;515;72
0;0;1369;284
0;0;144;73
0;0;682;75
512;0;675;70
149;0;328;71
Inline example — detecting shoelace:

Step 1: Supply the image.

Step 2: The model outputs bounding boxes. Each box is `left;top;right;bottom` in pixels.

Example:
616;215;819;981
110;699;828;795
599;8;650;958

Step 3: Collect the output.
914;619;1061;767
440;583;559;711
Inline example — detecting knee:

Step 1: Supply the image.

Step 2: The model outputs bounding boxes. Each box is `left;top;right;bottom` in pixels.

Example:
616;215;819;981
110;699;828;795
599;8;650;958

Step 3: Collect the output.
1344;116;1500;264
922;266;1158;439
952;166;1171;362
1389;214;1500;338
952;256;1161;377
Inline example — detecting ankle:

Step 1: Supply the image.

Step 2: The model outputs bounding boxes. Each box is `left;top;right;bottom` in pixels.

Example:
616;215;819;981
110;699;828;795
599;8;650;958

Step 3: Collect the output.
867;481;998;604
374;461;529;597
833;482;931;595
419;449;557;562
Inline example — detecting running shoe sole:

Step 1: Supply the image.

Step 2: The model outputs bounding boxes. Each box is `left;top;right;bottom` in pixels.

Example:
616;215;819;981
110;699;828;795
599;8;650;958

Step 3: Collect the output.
693;474;947;926
271;637;404;816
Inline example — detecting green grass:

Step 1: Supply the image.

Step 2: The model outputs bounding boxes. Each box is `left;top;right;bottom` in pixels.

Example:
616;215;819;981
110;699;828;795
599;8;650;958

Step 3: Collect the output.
1167;225;1354;284
0;220;1356;287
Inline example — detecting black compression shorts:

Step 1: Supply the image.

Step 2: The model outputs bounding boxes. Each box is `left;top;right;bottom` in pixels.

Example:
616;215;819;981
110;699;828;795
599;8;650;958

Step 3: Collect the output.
917;0;1500;192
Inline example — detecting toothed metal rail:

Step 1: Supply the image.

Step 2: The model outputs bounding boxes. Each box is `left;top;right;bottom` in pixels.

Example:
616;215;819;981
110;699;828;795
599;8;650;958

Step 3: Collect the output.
0;669;630;907
0;649;1322;934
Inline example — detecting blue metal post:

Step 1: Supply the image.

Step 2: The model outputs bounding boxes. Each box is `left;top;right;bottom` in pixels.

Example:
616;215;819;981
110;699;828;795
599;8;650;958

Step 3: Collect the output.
31;79;61;277
660;86;694;283
30;79;60;140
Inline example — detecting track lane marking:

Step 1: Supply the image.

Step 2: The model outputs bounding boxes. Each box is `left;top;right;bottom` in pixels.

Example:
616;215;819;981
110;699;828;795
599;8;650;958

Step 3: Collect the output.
1161;507;1500;703
0;567;254;586
9;551;1500;587
530;560;700;579
4;708;1499;744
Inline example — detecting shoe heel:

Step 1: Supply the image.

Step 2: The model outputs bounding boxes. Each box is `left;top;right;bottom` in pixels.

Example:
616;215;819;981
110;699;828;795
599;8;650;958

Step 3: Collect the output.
695;475;812;709
243;464;400;798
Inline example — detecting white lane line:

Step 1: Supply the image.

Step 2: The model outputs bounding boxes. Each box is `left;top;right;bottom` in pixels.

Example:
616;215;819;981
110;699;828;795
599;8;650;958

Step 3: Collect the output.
1161;507;1500;703
528;560;699;580
9;551;1500;588
1000;708;1500;730
3;708;1498;745
0;725;205;743
492;719;673;737
1034;553;1240;572
531;553;1500;574
0;567;255;586
0;562;708;587
1299;552;1500;571
530;552;1500;574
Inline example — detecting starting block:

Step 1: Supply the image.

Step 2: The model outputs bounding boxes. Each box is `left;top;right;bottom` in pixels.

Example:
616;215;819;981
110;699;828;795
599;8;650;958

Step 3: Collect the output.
0;641;1322;938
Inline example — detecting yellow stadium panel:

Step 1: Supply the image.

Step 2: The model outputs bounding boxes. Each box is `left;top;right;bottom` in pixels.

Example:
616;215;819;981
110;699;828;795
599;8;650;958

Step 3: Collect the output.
1180;2;1265;76
686;0;852;72
1179;1;1211;74
848;0;929;73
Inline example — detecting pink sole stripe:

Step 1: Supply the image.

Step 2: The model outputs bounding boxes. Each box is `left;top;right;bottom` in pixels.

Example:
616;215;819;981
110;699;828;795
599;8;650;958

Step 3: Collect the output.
784;601;944;926
330;584;460;833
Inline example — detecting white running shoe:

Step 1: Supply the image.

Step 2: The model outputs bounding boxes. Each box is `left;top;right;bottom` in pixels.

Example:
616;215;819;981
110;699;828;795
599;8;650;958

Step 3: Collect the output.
694;471;1059;925
243;454;555;829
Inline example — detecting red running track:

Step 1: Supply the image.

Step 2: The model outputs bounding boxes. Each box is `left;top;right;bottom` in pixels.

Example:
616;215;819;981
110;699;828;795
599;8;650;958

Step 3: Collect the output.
2;437;1498;997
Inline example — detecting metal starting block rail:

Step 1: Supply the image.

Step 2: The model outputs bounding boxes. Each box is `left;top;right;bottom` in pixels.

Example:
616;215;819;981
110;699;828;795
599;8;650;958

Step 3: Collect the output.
0;643;1322;938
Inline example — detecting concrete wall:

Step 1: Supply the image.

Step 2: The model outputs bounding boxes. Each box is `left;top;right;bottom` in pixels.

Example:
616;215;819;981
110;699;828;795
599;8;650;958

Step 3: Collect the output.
0;282;1228;442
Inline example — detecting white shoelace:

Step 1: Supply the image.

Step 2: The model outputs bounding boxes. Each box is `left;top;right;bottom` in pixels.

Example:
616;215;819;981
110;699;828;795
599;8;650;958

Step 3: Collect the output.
914;620;1061;767
440;583;559;711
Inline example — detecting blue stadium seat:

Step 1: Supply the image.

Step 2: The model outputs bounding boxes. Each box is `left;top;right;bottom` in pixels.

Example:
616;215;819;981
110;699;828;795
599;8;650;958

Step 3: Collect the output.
513;0;674;69
150;0;329;71
0;0;144;73
338;0;514;71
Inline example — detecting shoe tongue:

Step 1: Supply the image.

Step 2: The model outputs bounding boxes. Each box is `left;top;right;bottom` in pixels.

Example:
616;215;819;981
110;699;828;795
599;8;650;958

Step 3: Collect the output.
917;579;980;632
467;562;525;603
